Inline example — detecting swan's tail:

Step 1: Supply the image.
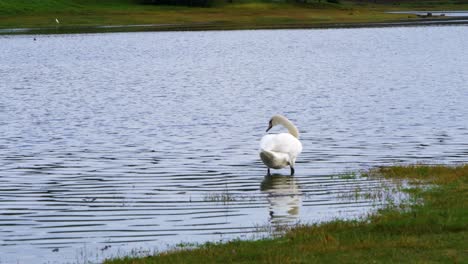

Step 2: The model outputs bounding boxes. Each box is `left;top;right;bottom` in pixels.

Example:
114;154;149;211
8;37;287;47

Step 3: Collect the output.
260;150;290;169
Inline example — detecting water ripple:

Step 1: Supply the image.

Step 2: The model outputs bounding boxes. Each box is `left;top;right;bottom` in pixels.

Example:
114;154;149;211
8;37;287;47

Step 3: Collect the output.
1;26;467;263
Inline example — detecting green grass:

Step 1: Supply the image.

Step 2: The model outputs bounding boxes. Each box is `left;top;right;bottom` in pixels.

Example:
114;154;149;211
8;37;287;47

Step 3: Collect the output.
1;0;468;32
105;164;468;263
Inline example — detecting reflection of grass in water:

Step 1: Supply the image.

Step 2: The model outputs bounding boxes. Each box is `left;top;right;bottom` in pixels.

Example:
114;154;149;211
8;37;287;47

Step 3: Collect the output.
105;164;468;264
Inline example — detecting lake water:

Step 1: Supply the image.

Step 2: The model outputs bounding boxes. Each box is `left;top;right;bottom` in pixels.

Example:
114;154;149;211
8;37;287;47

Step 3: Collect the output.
387;10;468;17
1;25;467;263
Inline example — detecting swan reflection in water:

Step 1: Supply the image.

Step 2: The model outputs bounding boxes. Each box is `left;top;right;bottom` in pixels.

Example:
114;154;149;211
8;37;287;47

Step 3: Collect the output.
260;175;301;226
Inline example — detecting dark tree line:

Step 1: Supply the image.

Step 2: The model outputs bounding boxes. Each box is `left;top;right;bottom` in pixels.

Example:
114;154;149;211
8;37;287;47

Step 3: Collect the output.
140;0;341;7
140;0;214;7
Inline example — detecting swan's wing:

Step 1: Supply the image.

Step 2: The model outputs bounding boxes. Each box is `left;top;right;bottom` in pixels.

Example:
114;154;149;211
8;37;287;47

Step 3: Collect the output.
260;134;278;151
260;133;302;156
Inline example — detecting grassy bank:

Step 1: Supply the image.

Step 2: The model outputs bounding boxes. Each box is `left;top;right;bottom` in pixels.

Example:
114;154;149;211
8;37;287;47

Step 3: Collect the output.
105;164;467;263
1;0;468;33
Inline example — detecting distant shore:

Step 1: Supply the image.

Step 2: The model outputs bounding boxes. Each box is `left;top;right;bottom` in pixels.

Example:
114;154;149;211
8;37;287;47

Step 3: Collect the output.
1;17;468;35
1;0;468;35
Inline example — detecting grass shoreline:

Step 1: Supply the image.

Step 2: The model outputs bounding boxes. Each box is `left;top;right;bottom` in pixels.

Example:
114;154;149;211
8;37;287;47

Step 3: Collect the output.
1;17;468;35
105;164;467;263
1;1;468;35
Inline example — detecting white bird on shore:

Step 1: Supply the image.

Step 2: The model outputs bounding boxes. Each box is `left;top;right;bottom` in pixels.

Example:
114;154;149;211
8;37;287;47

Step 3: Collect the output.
259;115;302;176
55;18;60;24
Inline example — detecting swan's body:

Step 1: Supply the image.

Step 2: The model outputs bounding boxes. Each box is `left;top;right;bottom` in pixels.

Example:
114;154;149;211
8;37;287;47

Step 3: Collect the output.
259;115;302;175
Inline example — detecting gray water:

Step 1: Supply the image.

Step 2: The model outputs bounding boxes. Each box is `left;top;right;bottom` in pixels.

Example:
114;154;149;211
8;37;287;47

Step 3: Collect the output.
1;25;467;263
387;10;468;17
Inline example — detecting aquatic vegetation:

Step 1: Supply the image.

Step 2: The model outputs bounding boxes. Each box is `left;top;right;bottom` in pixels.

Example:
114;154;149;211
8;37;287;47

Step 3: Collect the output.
336;171;357;179
105;164;468;263
337;174;411;209
203;192;236;203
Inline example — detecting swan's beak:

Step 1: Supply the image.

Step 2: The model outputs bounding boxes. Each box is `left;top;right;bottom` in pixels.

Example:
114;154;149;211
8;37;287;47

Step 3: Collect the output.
266;124;272;132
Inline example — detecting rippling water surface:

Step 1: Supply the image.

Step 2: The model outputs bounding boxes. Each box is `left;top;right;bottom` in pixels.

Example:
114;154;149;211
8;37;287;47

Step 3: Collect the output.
1;26;467;263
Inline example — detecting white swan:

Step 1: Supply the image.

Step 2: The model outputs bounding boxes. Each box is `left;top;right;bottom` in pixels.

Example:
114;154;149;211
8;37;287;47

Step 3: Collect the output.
259;115;302;176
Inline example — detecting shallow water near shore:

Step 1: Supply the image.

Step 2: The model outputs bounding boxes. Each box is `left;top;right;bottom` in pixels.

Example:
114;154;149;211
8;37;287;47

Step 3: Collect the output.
2;18;468;35
1;25;467;263
387;10;468;17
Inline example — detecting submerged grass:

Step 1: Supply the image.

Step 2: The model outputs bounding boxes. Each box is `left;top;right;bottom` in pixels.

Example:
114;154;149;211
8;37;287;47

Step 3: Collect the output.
203;192;236;203
105;164;468;263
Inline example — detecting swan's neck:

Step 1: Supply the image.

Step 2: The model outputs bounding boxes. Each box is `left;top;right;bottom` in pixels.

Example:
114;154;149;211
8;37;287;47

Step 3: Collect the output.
280;118;299;139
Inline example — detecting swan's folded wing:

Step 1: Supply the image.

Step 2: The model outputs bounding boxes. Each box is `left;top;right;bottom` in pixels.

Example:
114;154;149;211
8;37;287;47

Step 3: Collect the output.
260;133;302;155
260;134;277;151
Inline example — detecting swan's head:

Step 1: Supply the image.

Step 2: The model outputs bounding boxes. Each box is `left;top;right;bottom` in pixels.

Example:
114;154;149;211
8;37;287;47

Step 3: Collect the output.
266;115;286;132
265;115;300;138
